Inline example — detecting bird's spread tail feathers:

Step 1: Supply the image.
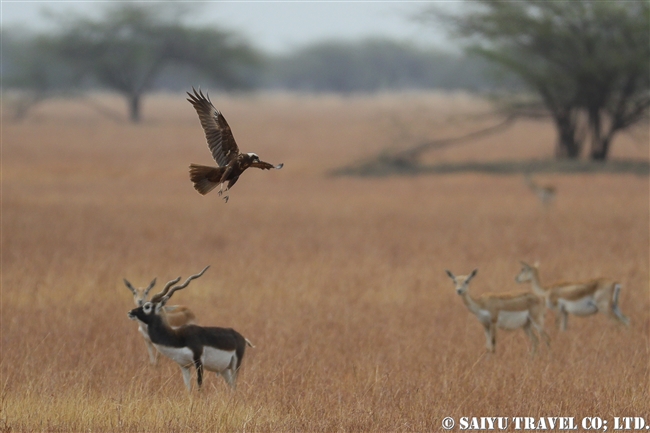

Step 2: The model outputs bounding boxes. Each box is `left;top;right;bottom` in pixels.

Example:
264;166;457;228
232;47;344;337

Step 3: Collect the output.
189;164;221;195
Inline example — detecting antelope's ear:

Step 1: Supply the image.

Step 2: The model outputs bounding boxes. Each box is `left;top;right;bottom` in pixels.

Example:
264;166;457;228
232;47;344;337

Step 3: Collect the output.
145;278;157;296
445;270;455;281
468;269;478;280
155;302;165;313
124;279;136;294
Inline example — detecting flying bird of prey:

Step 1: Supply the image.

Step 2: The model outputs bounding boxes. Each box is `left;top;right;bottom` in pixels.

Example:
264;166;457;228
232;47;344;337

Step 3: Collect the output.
187;87;283;202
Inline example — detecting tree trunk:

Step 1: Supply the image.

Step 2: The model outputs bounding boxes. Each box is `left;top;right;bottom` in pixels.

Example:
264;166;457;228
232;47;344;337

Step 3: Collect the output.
590;136;612;161
553;112;582;159
128;93;141;123
587;106;610;161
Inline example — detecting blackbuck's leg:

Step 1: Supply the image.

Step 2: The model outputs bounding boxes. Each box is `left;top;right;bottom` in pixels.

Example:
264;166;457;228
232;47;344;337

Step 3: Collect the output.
611;304;630;326
221;355;238;389
531;305;551;348
181;366;192;391
557;307;569;331
145;339;159;365
194;358;204;390
531;320;551;348
220;370;233;388
607;285;630;326
482;325;492;352
483;323;496;353
523;320;539;356
149;347;158;366
230;367;239;390
490;323;497;352
138;325;159;365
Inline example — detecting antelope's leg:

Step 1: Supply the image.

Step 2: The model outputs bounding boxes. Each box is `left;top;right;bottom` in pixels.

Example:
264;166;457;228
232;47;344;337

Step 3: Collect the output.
181;366;192;391
523;321;539;356
145;339;158;365
194;358;204;390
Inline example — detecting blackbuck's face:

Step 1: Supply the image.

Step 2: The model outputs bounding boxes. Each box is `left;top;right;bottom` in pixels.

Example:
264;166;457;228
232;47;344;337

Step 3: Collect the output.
131;290;149;307
124;278;156;307
128;301;163;324
515;263;534;284
446;269;478;295
127;266;209;326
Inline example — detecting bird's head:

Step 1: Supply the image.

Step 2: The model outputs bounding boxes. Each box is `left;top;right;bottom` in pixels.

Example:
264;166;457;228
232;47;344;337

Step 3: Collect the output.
246;152;260;163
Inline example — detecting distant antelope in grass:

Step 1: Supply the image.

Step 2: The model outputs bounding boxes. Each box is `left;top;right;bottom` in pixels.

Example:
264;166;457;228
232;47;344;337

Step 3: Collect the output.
128;266;254;391
515;261;629;331
446;269;550;355
124;276;197;365
524;174;556;206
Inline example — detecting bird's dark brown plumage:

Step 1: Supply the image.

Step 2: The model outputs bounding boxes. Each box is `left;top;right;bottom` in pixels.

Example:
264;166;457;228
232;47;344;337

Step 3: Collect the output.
186;87;283;201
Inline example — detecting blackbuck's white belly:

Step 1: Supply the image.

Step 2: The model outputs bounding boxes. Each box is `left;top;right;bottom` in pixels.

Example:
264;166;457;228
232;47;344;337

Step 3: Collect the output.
558;297;598;316
201;347;236;373
154;345;194;367
496;311;530;329
153;345;237;372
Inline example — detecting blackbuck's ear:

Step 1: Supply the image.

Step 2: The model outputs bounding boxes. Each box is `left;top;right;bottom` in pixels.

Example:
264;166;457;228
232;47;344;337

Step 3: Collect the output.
123;279;136;294
155;302;165;314
468;269;478;281
445;270;455;281
145;278;157;296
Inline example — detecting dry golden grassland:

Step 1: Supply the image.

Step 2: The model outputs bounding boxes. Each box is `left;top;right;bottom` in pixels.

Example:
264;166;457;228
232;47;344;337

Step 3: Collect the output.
2;93;649;432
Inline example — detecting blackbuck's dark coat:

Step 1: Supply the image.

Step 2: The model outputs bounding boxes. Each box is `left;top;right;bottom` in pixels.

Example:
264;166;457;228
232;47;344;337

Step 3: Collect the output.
129;303;249;389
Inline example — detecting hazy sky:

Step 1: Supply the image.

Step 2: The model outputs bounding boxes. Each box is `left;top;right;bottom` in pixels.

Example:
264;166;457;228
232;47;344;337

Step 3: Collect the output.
1;1;456;54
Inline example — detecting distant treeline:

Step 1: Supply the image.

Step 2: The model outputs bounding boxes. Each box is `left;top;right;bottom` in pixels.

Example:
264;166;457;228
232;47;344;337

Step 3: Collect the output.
1;29;516;95
261;39;518;93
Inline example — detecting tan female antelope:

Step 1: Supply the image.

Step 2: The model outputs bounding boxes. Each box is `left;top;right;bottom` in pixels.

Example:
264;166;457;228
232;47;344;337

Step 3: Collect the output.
524;174;556;206
446;269;549;355
515;261;629;331
124;275;197;365
128;266;253;392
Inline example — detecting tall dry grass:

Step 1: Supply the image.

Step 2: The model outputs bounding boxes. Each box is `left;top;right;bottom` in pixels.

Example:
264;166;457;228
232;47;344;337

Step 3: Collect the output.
2;93;648;432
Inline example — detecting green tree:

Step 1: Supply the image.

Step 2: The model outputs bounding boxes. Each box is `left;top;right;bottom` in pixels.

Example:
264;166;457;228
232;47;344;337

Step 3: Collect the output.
428;1;650;160
2;28;77;120
265;38;503;93
51;3;260;122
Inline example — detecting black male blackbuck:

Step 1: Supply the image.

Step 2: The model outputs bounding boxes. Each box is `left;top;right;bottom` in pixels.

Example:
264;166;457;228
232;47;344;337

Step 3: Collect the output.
446;269;550;355
128;266;253;391
515;261;629;331
124;276;197;365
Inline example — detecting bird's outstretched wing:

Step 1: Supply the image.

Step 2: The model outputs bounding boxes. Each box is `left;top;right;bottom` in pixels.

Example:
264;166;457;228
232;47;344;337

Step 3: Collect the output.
251;161;284;170
186;87;239;167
